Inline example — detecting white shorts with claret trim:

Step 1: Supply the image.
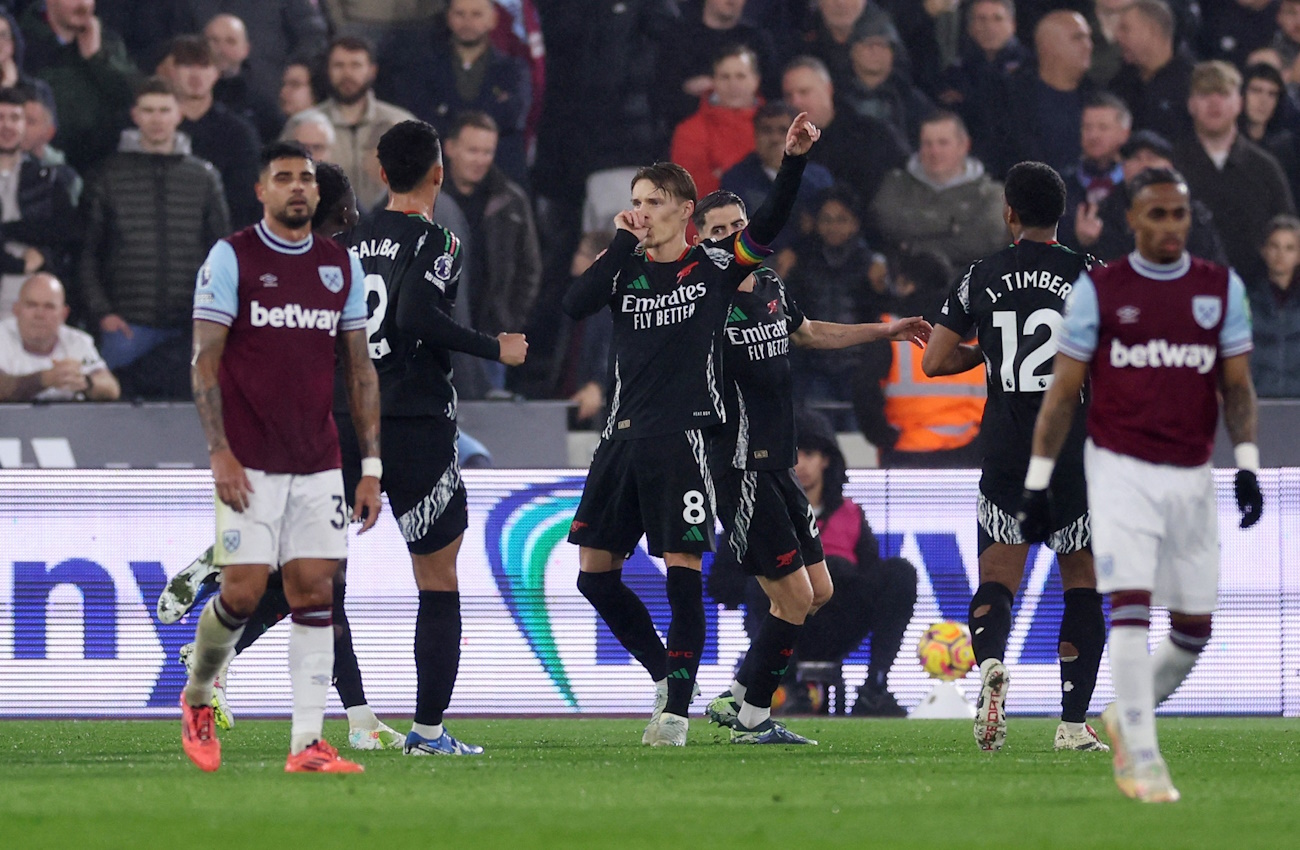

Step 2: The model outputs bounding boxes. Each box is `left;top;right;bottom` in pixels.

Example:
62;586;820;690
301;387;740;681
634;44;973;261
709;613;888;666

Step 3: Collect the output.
1084;440;1219;614
212;468;348;568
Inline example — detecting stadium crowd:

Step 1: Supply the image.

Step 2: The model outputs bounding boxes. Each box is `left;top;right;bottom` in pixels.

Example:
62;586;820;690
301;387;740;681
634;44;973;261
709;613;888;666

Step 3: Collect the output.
0;0;1298;406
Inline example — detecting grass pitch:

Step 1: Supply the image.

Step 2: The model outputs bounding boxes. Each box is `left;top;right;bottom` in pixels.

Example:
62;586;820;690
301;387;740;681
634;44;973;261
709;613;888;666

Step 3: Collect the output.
1;717;1296;849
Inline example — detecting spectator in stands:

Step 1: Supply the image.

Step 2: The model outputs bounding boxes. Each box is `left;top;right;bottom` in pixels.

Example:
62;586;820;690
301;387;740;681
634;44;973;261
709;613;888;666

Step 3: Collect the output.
1176;61;1296;284
1198;0;1282;72
1110;0;1194;143
785;185;890;427
380;0;530;187
1073;129;1227;263
442;111;541;396
168;36;260;229
79;77;229;399
1087;0;1130;87
937;0;1030;128
0;87;77;314
1058;93;1131;248
869;112;1006;273
177;1;328;107
721;101;835;253
559;231;612;427
1250;214;1300;397
876;0;959;97
281;36;415;211
839;15;936;147
1240;63;1300;205
780;56;908;235
18;84;81;205
0;9;55;108
854;248;984;468
669;44;762;199
0;272;118;401
20;0;138;174
322;0;445;44
652;0;782;129
773;409;917;717
286;110;334;163
1275;0;1300;69
278;56;322;119
800;0;903;91
203;13;284;143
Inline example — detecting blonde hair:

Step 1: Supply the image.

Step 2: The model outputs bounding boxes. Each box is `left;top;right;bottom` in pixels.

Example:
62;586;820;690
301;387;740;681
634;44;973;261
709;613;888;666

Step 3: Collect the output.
1190;60;1243;96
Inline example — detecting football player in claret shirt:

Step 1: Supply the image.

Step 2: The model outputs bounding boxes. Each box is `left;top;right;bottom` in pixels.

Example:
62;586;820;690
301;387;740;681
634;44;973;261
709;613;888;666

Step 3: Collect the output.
561;112;820;747
183;141;382;774
1019;167;1263;803
690;189;928;743
923;162;1109;754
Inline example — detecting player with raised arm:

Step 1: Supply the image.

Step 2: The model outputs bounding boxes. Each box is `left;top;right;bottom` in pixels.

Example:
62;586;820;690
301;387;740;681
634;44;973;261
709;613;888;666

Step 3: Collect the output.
690;190;930;744
922;162;1109;754
561;113;818;747
182;141;382;774
1017;167;1262;802
337;119;527;757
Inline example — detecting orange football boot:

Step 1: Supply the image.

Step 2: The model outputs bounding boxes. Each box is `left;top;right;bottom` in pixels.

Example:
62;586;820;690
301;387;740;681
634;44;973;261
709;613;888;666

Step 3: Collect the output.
180;695;221;772
284;739;365;773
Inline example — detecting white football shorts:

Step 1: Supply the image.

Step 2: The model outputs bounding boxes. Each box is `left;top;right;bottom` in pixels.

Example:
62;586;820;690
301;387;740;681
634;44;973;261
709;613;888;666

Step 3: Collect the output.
213;468;348;568
1084;440;1219;614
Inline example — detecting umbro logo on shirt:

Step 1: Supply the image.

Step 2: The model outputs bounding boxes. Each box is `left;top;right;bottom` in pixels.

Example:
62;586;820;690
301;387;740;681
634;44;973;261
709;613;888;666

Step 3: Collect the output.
259;273;279;287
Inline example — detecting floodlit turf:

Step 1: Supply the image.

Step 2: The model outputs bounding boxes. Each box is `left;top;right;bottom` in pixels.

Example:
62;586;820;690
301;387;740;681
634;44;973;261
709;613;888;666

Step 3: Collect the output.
1;717;1297;849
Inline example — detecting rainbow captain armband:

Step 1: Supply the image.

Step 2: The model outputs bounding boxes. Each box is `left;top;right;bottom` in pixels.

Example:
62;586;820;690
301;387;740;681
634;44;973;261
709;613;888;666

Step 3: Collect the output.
734;229;772;267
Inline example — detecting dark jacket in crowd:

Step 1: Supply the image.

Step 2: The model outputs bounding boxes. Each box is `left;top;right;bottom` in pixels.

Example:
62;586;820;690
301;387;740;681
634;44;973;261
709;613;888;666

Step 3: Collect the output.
20;5;138;174
214;71;285;143
0;154;79;283
721;154;834;252
181;102;262;229
1108;49;1195;144
79;131;230;327
458;166;543;337
786;234;889;385
808;110;909;235
1249;280;1300;398
978;67;1094;179
1082;179;1227;266
838;72;937;149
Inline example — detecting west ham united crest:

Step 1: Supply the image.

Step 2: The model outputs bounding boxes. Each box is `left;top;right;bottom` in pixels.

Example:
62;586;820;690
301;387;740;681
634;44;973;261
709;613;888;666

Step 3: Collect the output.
319;265;345;293
1192;295;1222;330
222;530;241;553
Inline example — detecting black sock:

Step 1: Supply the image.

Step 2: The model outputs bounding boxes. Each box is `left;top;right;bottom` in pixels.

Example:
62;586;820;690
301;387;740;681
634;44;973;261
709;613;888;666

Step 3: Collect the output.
233;579;290;654
1059;587;1105;723
664;567;705;717
413;590;460;727
577;569;666;680
969;581;1014;664
331;569;366;708
743;613;801;710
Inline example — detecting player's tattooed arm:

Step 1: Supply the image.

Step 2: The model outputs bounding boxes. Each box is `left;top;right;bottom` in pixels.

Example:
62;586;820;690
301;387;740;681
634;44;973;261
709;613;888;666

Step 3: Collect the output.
1219;354;1259;447
921;325;982;376
339;329;381;460
1029;353;1089;463
191;320;230;455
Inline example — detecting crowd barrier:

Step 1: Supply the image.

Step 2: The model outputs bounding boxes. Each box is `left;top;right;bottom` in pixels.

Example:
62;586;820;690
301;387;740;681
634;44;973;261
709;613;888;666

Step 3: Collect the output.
0;469;1295;717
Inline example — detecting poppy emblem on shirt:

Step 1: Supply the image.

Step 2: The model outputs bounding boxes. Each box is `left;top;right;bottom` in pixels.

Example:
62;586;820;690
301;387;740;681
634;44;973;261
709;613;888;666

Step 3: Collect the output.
319;265;345;293
1193;296;1222;330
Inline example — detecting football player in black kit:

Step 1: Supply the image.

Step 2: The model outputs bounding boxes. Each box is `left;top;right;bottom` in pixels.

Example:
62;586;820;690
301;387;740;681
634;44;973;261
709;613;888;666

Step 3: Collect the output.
337;120;528;756
922;162;1109;754
561;113;819;747
689;190;930;743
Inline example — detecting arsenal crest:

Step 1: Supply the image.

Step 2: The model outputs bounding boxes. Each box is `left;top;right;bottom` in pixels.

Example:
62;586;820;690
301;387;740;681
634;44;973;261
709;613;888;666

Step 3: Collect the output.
1192;295;1222;330
222;530;241;553
319;265;345;293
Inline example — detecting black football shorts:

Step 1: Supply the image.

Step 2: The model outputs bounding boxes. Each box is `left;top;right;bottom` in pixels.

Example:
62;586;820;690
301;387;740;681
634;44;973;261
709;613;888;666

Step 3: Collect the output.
714;467;825;580
978;459;1089;556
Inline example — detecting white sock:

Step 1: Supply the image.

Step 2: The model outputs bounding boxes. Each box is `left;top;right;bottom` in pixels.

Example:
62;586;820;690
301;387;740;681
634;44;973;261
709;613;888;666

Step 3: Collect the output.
1109;625;1159;764
1059;720;1087;734
412;722;443;740
288;622;334;755
184;597;244;707
737;701;770;730
730;679;747;705
346;704;379;731
1152;637;1200;706
654;678;667;694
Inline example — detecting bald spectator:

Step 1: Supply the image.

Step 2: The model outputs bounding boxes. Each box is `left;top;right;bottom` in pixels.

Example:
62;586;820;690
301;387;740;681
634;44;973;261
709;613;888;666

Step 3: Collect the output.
380;0;531;187
203;13;284;142
1175;61;1296;283
781;56;908;231
168;36;260;229
1198;0;1282;72
1058;93;1131;247
869;111;1006;271
176;1;328;106
19;0;139;173
840;15;936;147
281;36;415;210
0;273;119;401
669;45;762;198
1110;0;1194;143
287;111;334;163
0;87;77;314
17;84;82;205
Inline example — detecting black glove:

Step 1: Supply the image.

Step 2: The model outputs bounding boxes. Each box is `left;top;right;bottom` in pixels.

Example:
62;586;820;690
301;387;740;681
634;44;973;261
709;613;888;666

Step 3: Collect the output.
1235;470;1263;529
1016;488;1053;544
